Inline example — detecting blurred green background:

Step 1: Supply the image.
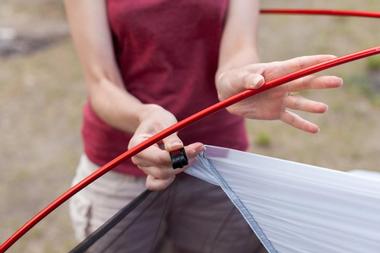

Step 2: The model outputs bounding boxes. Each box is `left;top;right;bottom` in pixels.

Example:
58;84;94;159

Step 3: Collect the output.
1;0;380;252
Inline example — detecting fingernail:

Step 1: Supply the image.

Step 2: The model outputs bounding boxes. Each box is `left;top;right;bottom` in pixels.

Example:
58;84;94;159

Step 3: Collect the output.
252;75;264;88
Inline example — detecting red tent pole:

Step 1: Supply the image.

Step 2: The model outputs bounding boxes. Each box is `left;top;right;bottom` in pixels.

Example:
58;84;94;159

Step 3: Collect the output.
2;45;379;252
2;8;380;252
260;9;380;18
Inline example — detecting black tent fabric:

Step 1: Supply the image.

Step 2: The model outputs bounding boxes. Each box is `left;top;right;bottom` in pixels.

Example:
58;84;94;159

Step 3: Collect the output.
70;173;267;253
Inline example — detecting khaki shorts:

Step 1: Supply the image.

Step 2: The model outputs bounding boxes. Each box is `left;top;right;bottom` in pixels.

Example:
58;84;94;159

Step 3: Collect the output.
69;155;146;241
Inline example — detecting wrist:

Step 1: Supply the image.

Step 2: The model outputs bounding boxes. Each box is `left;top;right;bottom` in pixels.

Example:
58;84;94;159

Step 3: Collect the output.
138;104;164;123
217;49;259;74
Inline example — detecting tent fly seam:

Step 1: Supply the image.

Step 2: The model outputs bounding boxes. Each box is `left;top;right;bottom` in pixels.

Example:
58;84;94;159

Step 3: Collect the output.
197;153;278;253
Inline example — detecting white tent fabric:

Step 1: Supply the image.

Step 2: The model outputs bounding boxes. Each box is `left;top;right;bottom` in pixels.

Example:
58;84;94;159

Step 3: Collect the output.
349;170;380;181
186;145;380;253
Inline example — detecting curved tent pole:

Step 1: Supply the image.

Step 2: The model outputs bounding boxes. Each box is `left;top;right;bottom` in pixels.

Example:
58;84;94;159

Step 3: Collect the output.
1;9;380;252
261;9;380;18
2;46;379;253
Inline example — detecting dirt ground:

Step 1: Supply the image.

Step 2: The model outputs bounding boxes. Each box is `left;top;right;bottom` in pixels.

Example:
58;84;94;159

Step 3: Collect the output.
1;0;380;252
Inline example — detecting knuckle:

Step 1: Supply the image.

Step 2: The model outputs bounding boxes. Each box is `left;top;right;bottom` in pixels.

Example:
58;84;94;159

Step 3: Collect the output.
146;179;167;191
244;73;255;86
145;180;155;190
217;71;229;87
128;139;138;149
269;60;280;65
136;164;145;170
226;105;238;115
155;168;171;179
292;97;301;109
301;76;308;88
145;176;160;191
131;156;139;165
156;156;168;166
289;115;296;124
217;91;224;101
240;109;252;118
296;59;304;70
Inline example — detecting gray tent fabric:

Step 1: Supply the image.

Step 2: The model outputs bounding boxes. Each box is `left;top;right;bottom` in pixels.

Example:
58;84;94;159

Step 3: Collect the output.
187;146;380;253
71;145;380;253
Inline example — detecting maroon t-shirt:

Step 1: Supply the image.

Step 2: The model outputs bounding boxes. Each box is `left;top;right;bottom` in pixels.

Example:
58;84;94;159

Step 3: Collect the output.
82;0;249;176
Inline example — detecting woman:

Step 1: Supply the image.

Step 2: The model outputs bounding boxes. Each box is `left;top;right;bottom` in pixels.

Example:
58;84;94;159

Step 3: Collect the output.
64;0;342;250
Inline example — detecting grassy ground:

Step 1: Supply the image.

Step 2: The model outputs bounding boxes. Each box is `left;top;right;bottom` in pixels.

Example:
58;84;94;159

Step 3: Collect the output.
1;0;380;252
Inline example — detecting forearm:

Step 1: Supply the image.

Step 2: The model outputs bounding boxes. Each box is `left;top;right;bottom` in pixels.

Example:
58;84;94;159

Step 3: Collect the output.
88;77;151;133
217;0;260;75
65;0;150;133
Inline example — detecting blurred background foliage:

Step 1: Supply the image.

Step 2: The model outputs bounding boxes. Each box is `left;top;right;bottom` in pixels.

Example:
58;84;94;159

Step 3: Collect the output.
1;0;380;252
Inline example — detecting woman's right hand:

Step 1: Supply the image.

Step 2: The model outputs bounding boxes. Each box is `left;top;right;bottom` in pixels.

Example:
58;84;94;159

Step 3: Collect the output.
129;105;204;191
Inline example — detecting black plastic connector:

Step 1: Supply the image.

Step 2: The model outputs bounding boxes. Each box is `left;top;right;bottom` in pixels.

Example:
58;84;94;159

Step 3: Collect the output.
169;148;188;169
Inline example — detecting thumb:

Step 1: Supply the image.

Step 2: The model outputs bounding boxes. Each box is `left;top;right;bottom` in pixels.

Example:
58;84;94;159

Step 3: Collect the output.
243;73;265;89
228;71;265;90
162;133;183;152
217;71;265;100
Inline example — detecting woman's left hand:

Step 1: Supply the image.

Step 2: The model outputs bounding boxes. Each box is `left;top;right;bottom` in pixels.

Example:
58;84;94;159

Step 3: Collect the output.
216;55;343;133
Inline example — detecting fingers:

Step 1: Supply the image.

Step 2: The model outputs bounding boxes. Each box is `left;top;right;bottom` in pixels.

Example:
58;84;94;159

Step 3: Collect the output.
128;106;202;191
132;142;203;168
284;54;336;72
272;55;336;79
184;142;204;159
162;133;183;151
132;142;204;191
284;95;328;113
145;175;175;191
286;75;343;92
131;145;171;167
171;142;204;175
219;71;265;90
137;165;174;180
280;110;320;134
